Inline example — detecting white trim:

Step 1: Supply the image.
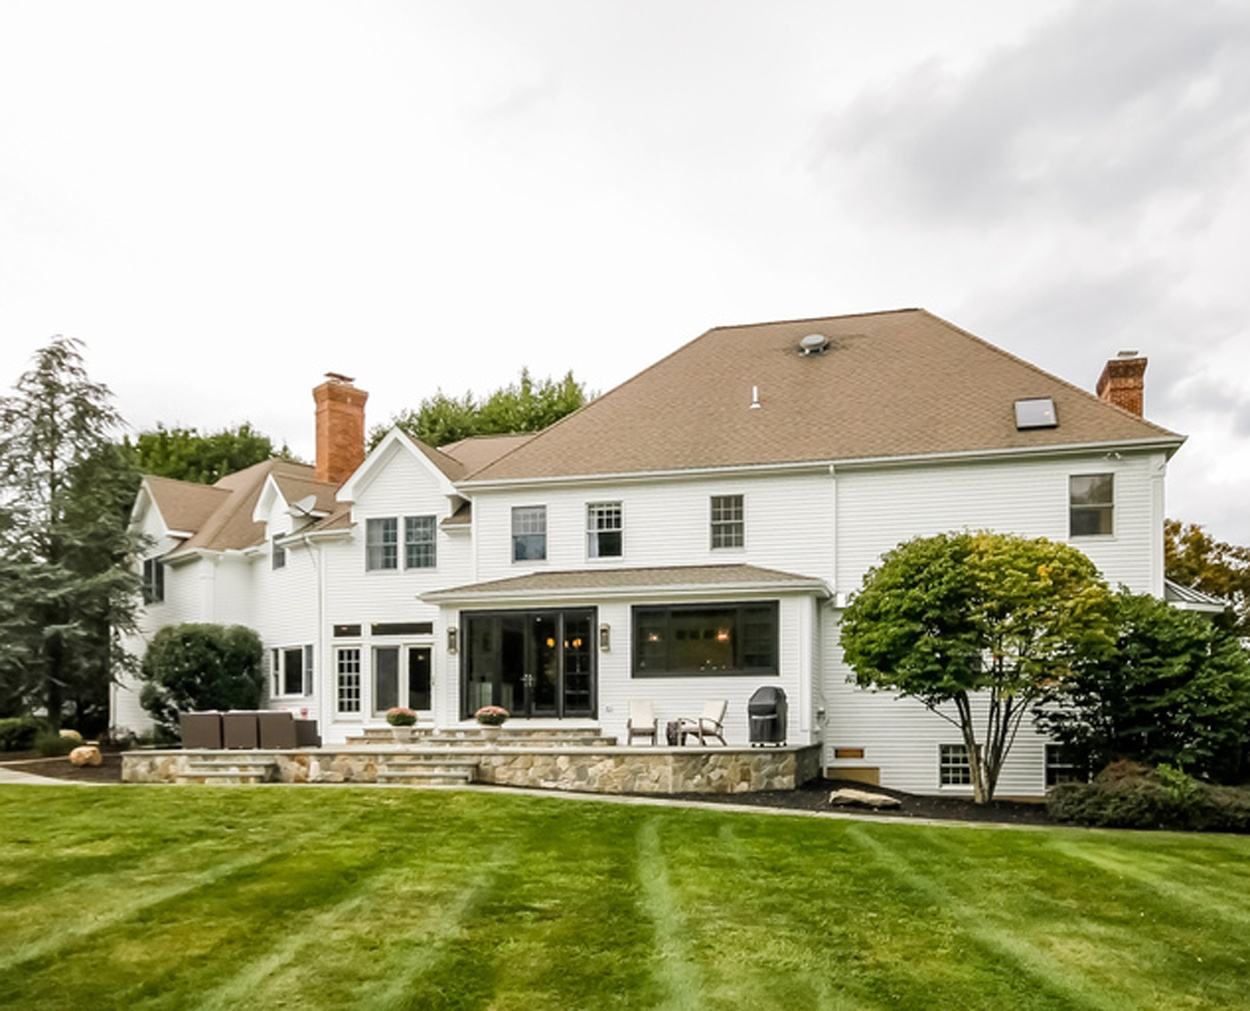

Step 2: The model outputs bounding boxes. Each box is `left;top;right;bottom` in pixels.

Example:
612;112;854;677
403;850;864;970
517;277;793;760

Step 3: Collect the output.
336;428;458;503
455;437;1186;491
422;578;831;606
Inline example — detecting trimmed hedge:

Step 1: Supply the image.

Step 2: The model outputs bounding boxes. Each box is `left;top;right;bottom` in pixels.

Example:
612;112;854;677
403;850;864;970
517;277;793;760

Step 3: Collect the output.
1048;762;1250;833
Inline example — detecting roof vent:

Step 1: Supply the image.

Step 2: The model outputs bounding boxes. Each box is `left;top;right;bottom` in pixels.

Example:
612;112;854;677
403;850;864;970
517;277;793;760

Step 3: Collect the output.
1014;398;1058;430
799;334;829;355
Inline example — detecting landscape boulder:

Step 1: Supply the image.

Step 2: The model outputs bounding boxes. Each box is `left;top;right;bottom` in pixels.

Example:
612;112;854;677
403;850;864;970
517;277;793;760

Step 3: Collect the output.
59;729;83;743
829;787;902;810
69;745;103;767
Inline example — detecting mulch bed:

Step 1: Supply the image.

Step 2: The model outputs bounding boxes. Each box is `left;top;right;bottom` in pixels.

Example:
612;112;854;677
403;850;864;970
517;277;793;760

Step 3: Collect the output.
668;777;1053;826
0;751;124;784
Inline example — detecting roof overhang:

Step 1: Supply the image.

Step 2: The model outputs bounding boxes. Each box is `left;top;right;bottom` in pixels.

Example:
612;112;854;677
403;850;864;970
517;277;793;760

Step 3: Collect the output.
1164;578;1228;614
455;436;1187;491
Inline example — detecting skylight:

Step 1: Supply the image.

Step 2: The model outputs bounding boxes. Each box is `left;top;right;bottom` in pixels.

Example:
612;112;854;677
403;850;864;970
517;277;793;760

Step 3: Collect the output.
1014;398;1058;430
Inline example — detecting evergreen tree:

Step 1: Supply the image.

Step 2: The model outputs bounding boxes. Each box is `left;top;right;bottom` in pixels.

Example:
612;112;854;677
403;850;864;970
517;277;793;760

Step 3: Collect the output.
0;338;146;730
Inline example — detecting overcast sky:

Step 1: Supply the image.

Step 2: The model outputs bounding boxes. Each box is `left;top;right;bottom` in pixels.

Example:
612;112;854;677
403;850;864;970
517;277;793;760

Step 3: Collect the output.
2;0;1247;542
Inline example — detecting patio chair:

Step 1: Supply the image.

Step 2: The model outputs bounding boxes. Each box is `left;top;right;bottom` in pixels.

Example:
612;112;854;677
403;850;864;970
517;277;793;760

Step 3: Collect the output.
627;700;658;746
222;710;261;749
257;710;297;749
677;700;728;746
179;711;222;749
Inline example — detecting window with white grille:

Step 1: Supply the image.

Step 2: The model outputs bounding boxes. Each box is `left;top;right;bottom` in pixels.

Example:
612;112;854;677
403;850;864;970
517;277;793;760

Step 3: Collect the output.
336;647;361;714
939;744;972;786
587;502;622;558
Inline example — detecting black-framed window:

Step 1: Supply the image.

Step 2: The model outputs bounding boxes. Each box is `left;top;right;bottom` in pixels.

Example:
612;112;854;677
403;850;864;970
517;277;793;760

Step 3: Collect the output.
405;515;436;569
710;494;744;549
512;506;547;561
632;601;778;677
366;517;398;570
1045;744;1088;786
272;536;286;570
587;501;622;558
142;557;165;604
1069;474;1113;537
939;744;972;786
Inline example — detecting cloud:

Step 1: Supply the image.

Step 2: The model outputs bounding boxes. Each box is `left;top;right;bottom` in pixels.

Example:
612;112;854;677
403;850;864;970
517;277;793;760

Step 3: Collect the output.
814;0;1250;229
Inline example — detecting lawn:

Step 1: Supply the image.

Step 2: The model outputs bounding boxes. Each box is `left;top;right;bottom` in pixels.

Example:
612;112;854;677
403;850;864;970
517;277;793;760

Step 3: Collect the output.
0;787;1247;1010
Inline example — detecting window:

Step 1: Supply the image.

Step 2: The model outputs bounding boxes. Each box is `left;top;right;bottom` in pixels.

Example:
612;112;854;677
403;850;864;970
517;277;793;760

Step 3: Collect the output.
405;515;436;569
141;557;165;604
710;495;744;549
271;536;286;570
371;622;434;637
333;624;362;637
366;517;398;570
336;647;361;713
939;744;972;786
632;602;778;677
271;644;312;697
587;502;622;558
512;506;547;561
1069;474;1114;537
1045;744;1088;786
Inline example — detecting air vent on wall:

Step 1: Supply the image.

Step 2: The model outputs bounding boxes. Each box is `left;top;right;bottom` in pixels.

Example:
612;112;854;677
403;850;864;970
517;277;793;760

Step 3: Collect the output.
1014;398;1058;430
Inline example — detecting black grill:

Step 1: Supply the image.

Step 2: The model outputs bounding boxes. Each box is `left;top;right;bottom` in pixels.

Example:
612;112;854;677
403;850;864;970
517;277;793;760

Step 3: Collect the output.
747;686;787;747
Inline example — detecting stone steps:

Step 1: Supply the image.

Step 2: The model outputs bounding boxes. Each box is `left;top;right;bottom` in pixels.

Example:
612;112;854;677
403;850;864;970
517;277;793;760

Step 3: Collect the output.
376;758;477;786
177;756;277;785
346;727;618;748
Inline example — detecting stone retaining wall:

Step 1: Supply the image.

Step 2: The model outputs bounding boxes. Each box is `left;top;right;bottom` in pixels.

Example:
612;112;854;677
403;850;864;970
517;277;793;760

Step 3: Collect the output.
122;745;822;795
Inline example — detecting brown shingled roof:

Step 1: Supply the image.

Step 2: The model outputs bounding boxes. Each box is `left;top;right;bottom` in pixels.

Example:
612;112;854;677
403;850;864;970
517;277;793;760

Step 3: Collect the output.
440;433;534;475
142;475;230;533
466;309;1183;483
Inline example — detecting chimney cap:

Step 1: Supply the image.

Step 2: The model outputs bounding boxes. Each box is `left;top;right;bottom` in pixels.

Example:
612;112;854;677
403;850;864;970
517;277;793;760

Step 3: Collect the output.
323;371;356;384
1116;349;1141;359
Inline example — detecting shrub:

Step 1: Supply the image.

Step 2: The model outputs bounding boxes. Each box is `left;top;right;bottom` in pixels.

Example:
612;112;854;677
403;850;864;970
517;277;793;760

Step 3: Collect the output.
1048;764;1250;833
139;624;265;737
0;715;45;752
385;707;417;727
34;729;78;757
474;705;509;727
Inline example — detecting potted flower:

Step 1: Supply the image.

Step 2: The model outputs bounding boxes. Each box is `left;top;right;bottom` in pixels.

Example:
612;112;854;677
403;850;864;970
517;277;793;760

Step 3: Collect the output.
386;707;418;742
474;705;509;741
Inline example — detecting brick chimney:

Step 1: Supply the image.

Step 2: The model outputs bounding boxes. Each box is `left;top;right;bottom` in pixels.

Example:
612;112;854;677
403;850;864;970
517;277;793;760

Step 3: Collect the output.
1096;351;1147;417
313;373;368;485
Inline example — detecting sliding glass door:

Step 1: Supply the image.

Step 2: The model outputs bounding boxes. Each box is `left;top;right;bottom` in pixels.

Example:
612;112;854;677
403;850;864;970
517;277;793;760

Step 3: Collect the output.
462;609;596;719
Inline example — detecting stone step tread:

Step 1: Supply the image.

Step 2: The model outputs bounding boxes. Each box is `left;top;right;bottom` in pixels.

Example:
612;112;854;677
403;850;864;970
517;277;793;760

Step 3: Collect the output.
381;759;479;768
187;759;277;768
376;772;474;784
176;773;268;784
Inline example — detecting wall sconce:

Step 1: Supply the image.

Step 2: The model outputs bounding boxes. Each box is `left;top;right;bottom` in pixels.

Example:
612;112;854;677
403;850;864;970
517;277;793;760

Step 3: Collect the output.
447;626;458;655
598;623;610;652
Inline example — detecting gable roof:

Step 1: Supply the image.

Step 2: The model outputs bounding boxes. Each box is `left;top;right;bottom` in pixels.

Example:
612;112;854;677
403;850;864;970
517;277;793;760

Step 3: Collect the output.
466;309;1183;484
440;433;534;475
422;563;829;603
163;459;336;559
142;475;231;534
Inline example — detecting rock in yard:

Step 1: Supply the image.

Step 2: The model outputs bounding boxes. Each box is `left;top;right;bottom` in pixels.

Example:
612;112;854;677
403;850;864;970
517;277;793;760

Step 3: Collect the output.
59;729;83;742
69;745;103;767
829;787;901;810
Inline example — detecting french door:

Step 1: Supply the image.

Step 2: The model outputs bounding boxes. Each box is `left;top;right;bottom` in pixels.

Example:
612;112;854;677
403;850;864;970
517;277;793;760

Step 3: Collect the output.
462;609;596;719
373;644;432;715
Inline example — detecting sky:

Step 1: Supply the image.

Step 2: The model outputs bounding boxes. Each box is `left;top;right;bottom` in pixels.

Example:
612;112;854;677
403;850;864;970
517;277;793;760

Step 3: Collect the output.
1;0;1247;542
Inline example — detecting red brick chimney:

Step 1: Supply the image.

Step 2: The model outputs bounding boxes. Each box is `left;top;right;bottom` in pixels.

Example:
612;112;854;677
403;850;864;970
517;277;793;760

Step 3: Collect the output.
1096;351;1147;417
313;373;368;485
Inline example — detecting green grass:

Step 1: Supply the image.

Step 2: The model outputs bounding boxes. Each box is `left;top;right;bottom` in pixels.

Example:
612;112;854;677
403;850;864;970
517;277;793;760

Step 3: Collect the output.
1;787;1247;1010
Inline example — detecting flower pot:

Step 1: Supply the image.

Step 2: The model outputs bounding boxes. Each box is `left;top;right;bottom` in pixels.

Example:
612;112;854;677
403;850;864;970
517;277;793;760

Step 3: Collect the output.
391;726;414;743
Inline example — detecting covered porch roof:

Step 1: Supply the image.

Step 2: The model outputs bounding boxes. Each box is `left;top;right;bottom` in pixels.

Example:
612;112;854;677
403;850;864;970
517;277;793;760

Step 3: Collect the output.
421;563;831;605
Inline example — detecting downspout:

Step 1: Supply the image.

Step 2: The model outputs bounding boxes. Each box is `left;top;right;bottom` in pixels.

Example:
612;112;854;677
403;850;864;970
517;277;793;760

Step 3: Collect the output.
300;533;326;732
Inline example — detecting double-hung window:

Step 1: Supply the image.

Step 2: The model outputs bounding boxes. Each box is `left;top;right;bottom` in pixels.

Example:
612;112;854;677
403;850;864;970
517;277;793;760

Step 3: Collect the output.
939;744;972;786
335;647;362;714
142;557;165;603
405;515;436;569
710;494;744;549
587;502;622;559
271;644;313;697
1069;474;1113;537
512;506;547;561
366;517;398;570
272;536;286;570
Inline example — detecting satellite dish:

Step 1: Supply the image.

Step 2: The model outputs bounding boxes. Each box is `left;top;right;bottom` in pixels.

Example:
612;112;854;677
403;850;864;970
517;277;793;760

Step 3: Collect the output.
289;494;318;516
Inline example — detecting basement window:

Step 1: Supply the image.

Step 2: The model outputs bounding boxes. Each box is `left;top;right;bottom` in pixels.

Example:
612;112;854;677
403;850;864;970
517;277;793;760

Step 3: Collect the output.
939;744;972;786
1069;474;1114;537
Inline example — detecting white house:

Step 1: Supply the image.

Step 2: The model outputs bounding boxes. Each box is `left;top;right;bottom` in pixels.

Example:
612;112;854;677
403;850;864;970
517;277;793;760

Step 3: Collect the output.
114;308;1194;796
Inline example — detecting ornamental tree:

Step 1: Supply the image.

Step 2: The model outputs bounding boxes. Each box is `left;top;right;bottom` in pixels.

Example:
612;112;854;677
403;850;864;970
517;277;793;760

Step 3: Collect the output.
139;624;264;736
840;531;1115;804
1036;590;1250;783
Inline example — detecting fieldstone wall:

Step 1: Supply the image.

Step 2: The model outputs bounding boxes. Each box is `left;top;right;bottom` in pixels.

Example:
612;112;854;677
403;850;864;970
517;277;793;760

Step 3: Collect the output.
122;745;821;795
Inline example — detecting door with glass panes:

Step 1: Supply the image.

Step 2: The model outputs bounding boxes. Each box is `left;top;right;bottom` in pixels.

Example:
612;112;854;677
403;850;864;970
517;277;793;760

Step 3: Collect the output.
373;644;432;715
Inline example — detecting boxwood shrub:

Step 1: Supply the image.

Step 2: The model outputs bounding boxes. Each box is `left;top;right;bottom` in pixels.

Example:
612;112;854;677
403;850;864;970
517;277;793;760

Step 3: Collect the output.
1048;761;1250;833
0;716;46;752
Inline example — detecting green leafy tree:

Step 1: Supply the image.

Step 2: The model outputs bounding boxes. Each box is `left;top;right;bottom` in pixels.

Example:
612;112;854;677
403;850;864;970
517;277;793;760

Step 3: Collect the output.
841;531;1116;803
1165;519;1249;634
0;337;146;731
138;624;265;736
370;368;590;449
127;422;292;484
1036;590;1250;782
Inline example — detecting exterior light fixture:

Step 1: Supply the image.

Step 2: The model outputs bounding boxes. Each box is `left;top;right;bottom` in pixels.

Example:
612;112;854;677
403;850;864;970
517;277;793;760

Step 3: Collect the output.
447;626;458;655
599;623;611;652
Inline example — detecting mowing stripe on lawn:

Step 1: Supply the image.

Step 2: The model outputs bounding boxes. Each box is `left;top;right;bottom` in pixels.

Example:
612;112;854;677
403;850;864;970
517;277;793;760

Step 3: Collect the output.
636;818;705;1011
845;825;1121;1011
0;808;364;976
